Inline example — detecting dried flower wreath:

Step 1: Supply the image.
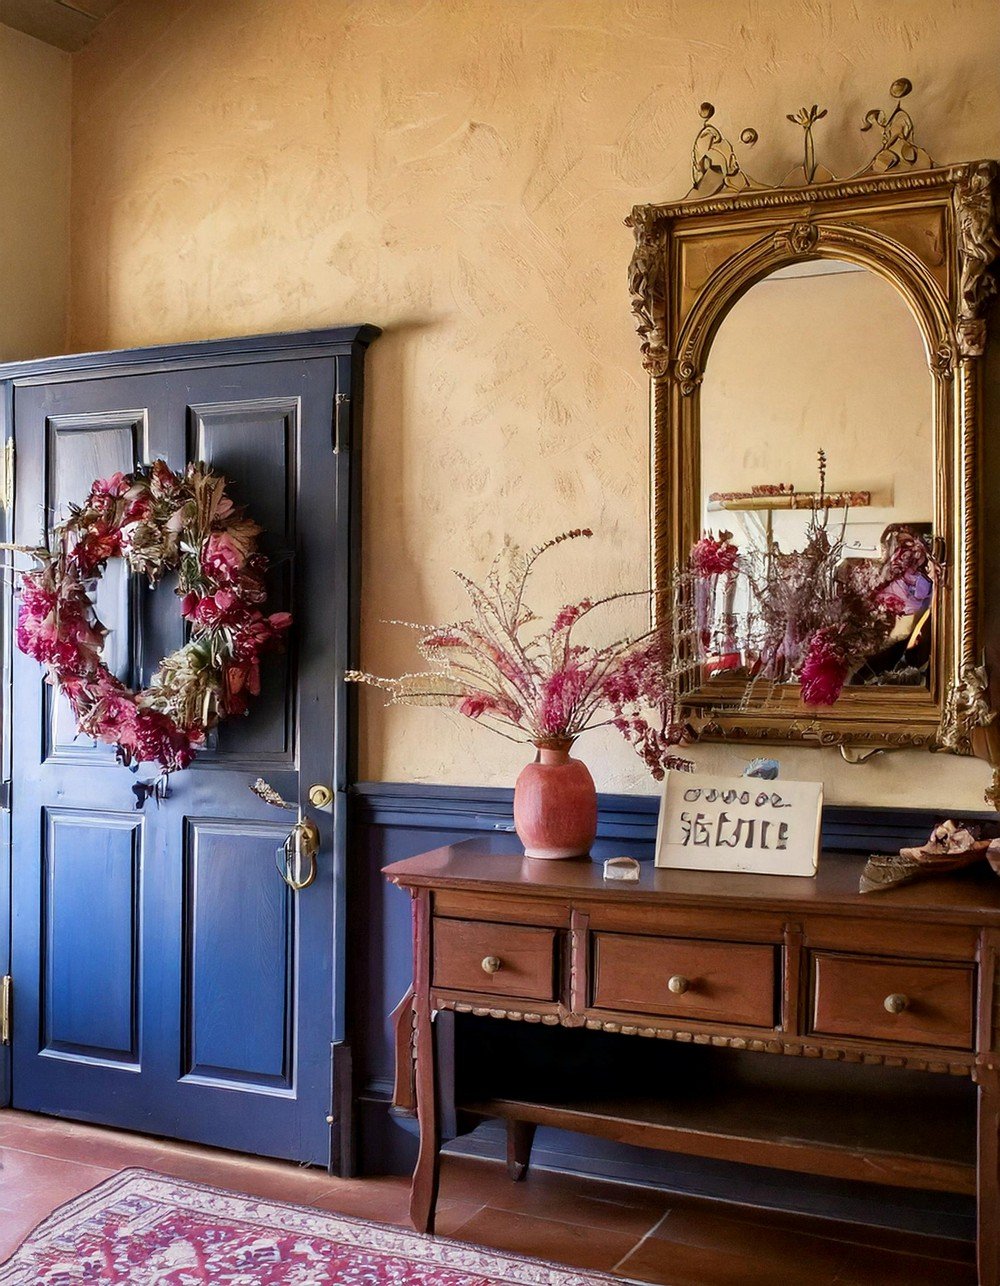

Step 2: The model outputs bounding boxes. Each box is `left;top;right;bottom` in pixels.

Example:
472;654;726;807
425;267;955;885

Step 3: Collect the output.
12;461;291;783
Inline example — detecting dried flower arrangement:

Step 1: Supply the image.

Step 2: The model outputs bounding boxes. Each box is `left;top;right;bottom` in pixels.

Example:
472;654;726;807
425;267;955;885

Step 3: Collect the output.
347;530;694;780
690;452;935;707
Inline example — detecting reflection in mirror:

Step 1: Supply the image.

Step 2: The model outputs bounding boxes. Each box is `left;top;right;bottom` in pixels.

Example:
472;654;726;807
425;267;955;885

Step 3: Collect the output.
698;259;934;698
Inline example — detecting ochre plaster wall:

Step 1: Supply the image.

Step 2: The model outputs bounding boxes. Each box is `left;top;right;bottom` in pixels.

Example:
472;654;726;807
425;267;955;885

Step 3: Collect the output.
69;0;1000;806
0;25;70;360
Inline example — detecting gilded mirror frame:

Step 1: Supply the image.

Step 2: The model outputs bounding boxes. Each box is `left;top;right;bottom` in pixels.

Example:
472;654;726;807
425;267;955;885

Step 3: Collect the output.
628;155;1000;757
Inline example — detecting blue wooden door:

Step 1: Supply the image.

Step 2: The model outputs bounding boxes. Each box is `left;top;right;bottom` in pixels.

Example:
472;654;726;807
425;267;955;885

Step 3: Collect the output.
2;328;376;1164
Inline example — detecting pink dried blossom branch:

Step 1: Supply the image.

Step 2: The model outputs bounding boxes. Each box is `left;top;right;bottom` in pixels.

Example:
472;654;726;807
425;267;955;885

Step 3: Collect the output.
347;531;695;778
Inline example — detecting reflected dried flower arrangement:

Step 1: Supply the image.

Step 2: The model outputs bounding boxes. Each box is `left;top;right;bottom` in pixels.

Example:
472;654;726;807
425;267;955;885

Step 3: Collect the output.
347;530;693;779
691;453;935;706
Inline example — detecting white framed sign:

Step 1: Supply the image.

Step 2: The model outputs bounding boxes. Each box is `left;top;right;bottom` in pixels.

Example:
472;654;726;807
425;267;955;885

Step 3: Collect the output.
654;771;823;877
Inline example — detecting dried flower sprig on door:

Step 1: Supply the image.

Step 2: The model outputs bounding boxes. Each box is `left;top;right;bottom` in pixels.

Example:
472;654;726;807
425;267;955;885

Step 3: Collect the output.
347;530;696;779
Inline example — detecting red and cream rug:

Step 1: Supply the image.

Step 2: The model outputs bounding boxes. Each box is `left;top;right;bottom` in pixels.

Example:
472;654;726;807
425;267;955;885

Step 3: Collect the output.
0;1168;623;1285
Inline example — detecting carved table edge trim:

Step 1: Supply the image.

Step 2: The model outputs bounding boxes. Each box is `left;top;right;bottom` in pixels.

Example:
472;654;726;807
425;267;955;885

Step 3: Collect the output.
428;997;974;1076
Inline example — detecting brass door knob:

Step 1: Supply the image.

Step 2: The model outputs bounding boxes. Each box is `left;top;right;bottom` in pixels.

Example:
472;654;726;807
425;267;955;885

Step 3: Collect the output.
883;993;909;1014
481;956;502;975
668;975;690;995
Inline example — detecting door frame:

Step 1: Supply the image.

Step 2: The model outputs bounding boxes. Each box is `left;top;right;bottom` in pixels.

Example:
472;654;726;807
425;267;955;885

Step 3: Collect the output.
0;325;379;1127
0;378;13;1105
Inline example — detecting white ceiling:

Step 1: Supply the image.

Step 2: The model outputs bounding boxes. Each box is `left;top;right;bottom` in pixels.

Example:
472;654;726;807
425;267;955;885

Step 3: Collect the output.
1;0;125;52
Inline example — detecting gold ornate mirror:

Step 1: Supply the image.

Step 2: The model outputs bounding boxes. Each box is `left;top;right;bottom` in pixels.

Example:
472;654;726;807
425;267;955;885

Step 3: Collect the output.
628;83;1000;782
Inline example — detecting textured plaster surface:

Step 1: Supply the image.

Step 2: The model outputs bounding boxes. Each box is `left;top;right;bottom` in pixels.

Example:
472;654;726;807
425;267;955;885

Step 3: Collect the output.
0;24;70;361
68;0;1000;805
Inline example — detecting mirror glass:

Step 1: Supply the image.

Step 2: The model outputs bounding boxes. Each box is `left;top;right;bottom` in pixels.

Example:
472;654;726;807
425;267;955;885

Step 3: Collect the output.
698;259;934;695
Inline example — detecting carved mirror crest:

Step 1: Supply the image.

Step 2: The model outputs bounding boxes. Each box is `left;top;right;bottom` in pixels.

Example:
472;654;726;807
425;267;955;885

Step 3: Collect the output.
628;83;1000;795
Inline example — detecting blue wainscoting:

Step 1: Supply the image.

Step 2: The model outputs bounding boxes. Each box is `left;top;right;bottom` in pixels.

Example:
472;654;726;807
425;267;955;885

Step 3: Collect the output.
348;782;988;1236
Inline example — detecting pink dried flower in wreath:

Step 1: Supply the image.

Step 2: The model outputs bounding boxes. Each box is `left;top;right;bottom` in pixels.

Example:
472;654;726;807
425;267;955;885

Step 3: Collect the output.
202;530;246;581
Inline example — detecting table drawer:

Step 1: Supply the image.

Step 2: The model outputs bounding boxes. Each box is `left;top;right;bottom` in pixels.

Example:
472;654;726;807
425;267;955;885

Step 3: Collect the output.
592;933;777;1027
433;918;557;1001
810;953;975;1050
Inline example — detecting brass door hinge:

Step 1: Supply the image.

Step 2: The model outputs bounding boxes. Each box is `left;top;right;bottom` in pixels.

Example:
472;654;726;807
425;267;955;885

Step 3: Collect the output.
0;441;13;516
0;976;10;1045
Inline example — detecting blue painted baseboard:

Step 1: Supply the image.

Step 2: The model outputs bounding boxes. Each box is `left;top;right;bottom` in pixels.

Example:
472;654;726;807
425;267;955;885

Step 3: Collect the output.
347;782;983;1236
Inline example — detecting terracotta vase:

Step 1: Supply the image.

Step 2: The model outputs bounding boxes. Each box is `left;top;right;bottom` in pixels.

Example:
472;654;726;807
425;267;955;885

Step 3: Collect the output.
513;739;598;860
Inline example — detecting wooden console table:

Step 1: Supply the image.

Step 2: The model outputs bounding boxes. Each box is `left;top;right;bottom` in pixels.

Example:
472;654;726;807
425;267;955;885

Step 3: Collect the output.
385;835;1000;1283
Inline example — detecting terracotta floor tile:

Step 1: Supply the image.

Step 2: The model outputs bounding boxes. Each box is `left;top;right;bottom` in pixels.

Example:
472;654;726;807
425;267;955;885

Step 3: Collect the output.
615;1231;842;1286
831;1244;977;1286
444;1159;670;1238
0;1148;116;1261
437;1155;533;1204
0;1145;114;1204
0;1109;71;1132
648;1203;894;1267
433;1201;489;1237
305;1171;484;1237
307;1176;416;1225
145;1150;340;1203
446;1206;639;1273
656;1192;975;1265
316;1190;407;1226
0;1109;981;1284
1;1125;175;1173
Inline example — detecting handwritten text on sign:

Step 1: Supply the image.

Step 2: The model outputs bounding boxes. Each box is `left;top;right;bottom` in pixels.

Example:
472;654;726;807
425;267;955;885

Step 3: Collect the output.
655;772;823;877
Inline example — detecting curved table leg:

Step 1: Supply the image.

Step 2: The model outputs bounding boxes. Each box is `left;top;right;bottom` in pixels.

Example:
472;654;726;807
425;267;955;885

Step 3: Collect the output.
409;889;440;1234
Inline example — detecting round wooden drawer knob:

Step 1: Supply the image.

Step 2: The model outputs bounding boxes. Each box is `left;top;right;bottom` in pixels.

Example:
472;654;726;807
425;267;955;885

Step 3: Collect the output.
481;956;502;975
883;992;909;1014
667;975;690;995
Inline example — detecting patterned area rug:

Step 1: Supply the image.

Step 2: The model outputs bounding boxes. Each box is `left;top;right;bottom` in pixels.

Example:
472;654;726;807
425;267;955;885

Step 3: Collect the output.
0;1168;625;1285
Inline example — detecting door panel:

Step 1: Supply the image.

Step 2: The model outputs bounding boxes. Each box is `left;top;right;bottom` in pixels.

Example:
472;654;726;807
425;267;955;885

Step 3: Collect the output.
41;810;141;1066
3;328;376;1162
181;818;294;1090
190;396;297;766
46;412;143;751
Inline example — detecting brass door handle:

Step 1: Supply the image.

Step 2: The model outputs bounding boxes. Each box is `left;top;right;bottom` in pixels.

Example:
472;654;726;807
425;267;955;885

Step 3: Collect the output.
668;975;690;994
883;992;909;1014
481;956;502;975
279;818;320;890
